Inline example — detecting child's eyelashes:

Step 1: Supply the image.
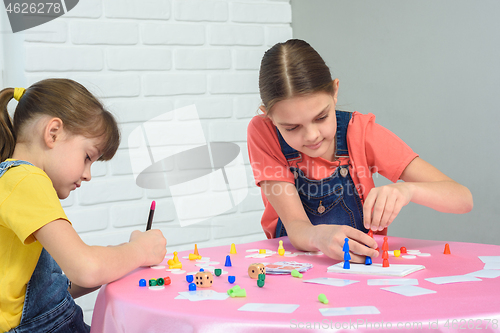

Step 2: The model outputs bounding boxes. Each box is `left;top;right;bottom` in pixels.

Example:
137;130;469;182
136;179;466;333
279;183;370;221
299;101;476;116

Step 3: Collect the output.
86;154;91;161
284;115;328;132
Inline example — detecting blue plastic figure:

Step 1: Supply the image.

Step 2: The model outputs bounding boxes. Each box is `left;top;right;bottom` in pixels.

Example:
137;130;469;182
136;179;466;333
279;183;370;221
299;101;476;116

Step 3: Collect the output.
224;255;232;267
343;238;350;252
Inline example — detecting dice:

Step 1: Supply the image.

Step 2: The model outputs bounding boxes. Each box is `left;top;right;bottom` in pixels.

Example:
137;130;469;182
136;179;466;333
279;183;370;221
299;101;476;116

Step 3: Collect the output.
248;263;266;279
195;271;213;288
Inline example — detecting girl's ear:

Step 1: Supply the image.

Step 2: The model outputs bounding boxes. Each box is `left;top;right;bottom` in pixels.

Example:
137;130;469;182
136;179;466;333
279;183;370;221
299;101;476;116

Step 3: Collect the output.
332;79;340;104
44;118;64;148
260;105;276;125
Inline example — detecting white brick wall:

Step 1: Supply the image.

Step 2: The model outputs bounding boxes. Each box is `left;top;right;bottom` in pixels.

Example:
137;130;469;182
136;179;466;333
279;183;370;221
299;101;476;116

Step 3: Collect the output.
18;0;292;324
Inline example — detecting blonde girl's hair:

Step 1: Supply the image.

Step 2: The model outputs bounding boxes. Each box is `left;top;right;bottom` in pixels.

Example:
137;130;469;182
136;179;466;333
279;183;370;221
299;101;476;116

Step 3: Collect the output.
0;78;120;162
259;39;334;116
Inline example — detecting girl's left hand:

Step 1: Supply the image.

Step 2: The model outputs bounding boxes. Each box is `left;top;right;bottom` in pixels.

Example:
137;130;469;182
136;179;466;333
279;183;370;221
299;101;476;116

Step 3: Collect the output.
363;182;414;231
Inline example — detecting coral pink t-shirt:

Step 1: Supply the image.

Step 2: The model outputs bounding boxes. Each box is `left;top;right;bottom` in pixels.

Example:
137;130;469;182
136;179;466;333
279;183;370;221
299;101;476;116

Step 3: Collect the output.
247;111;418;239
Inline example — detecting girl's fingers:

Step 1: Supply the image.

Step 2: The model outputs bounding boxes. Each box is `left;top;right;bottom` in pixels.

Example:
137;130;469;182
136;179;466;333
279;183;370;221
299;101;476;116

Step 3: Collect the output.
362;191;376;229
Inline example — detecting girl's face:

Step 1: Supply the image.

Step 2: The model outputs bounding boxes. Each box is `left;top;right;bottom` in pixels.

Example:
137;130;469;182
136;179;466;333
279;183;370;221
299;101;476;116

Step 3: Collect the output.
46;132;102;199
269;91;338;162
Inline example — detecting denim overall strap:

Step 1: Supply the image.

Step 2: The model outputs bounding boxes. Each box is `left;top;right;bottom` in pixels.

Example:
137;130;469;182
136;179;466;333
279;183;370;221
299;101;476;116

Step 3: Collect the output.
275;110;367;238
0;160;34;177
1;161;90;333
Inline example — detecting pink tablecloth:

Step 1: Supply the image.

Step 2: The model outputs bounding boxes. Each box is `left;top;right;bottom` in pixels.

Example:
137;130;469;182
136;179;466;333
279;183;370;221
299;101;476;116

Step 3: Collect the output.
91;236;500;332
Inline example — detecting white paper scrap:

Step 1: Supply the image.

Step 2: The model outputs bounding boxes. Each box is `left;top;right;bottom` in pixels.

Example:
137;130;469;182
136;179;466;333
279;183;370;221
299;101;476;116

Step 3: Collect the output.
466;269;500;278
381;285;436;297
177;290;229;301
483;262;500;270
479;256;500;263
319;306;380;316
425;275;482;285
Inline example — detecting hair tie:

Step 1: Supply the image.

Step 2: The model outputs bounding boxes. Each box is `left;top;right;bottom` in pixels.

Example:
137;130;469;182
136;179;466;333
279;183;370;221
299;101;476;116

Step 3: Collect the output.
13;87;26;101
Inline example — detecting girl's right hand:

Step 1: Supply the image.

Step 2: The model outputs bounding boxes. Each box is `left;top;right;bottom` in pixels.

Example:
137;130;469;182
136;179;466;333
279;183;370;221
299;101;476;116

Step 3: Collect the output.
308;224;379;262
129;229;167;266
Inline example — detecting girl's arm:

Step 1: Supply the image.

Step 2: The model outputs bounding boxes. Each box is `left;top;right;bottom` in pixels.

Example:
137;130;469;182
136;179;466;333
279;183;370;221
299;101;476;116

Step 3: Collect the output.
260;180;379;262
33;220;166;288
363;157;473;231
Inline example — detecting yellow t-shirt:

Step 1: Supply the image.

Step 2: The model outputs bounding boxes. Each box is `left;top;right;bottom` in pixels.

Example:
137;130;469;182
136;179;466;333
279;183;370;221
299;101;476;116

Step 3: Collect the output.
0;161;68;332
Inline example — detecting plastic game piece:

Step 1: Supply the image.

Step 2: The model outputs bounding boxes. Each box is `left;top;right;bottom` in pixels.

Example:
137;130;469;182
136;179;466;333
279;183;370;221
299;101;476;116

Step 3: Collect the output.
164;276;171;285
382;237;389;251
227;285;246;297
199;268;204;272
368;229;373;238
342;238;351;269
214;268;222;277
291;269;303;278
343;238;350;252
400;247;407;254
194;244;199;256
318;293;329;304
248;263;266;279
394;250;401;257
257;274;265;287
186;275;194;283
139;279;147;287
168;251;182;269
195;271;213;288
365;256;372;265
259;249;266;254
278;240;285;256
383;258;390;267
189;253;202;260
382;251;389;259
189;283;196;291
149;279;157;286
224;255;232;267
228;276;236;284
444;243;451;254
157;277;165;286
230;243;237;254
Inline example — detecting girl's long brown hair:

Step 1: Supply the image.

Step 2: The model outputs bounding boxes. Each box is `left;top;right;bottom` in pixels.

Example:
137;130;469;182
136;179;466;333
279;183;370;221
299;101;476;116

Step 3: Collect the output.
0;78;120;162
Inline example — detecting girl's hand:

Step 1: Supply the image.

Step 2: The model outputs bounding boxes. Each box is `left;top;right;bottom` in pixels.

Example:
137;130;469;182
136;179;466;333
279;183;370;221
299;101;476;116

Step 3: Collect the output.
309;224;379;262
363;183;413;231
129;229;167;266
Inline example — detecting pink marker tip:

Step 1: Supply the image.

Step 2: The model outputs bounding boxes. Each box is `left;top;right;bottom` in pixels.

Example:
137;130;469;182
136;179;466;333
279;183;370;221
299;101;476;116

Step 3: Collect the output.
151;201;156;210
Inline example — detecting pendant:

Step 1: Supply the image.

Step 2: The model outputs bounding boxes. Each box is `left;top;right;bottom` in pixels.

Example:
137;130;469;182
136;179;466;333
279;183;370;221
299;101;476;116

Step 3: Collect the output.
317;200;326;214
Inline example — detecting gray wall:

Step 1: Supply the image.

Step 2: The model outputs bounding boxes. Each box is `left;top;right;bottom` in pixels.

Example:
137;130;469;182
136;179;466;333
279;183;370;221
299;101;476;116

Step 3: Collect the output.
292;0;500;245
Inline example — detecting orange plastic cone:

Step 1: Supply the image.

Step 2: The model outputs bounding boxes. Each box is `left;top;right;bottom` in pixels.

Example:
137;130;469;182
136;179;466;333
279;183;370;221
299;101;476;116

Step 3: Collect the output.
444;243;451;255
194;244;199;256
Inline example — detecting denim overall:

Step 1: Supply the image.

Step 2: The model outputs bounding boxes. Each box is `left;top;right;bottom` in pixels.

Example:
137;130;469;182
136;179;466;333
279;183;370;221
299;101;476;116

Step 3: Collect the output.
275;111;368;237
1;160;90;333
